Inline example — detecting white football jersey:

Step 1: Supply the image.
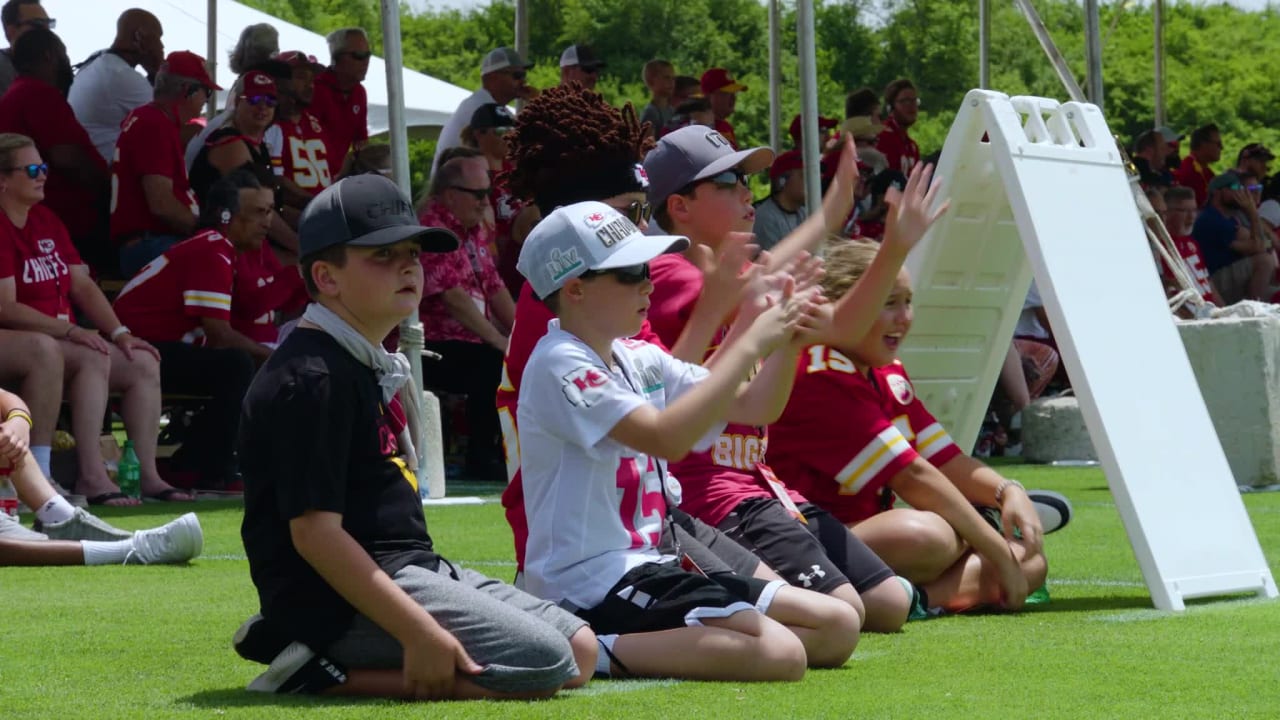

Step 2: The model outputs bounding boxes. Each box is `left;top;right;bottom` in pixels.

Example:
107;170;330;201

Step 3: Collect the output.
518;320;721;609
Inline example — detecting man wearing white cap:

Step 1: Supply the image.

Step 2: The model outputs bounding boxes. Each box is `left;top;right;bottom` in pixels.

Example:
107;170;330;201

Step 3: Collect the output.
433;47;532;173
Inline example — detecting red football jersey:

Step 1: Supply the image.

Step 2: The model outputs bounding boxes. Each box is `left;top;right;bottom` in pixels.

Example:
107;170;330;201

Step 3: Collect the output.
231;245;306;344
497;280;665;570
1161;234;1217;305
112;229;234;344
0;204;81;321
310;70;367;178
877;115;920;177
768;348;963;525
110;103;199;243
275;111;332;195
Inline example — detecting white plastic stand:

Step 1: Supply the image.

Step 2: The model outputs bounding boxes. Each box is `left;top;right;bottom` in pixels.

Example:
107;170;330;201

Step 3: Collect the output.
903;89;1277;611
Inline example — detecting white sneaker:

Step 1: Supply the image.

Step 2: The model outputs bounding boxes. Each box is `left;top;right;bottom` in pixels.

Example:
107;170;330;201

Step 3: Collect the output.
247;642;347;694
1027;490;1073;534
38;507;133;541
124;512;203;565
0;512;47;541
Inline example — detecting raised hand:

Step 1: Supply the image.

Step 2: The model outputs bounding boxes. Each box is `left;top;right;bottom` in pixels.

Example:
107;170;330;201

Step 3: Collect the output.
881;163;950;256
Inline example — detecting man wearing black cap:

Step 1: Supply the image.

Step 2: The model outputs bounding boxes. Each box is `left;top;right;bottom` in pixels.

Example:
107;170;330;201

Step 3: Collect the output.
1131;129;1174;188
558;43;604;90
1235;142;1274;182
237;174;595;700
433;46;532;173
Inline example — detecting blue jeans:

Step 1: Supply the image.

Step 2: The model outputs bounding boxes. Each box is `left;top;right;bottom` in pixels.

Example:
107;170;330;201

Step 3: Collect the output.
118;233;182;279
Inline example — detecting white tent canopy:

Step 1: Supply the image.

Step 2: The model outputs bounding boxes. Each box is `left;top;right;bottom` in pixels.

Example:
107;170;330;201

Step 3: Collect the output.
43;0;469;135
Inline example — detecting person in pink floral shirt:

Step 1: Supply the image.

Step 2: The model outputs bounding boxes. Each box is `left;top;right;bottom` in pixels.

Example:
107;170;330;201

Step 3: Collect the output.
418;149;515;480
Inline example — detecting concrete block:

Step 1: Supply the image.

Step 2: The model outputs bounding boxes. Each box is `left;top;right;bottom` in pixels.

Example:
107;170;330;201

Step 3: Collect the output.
1177;315;1280;488
421;390;447;499
1022;396;1097;463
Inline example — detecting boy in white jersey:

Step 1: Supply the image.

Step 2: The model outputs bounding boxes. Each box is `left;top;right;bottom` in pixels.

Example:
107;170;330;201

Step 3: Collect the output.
516;201;860;680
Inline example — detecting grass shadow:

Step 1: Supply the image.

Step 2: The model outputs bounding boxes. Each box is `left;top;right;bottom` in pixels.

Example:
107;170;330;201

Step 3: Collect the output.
1025;595;1153;613
178;688;395;710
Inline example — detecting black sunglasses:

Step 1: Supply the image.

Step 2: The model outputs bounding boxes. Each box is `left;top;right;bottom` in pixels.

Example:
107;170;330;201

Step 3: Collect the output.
679;168;748;195
342;51;372;61
449;185;491;200
582;263;651;284
614;200;652;226
5;163;47;179
241;95;278;107
508;70;527;81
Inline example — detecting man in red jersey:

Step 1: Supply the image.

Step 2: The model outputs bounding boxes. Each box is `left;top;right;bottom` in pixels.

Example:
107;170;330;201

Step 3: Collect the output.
876;78;920;176
1172;124;1222;208
272;50;331;210
699;68;745;150
310;28;369;178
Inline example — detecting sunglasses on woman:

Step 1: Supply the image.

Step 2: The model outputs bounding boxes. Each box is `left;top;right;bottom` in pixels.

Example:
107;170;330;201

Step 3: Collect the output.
612;200;652;226
241;95;278;107
582;263;651;284
5;163;47;179
449;185;491;200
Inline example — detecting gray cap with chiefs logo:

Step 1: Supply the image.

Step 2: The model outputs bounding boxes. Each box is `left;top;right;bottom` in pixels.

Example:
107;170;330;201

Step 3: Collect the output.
298;175;458;257
517;201;688;299
642;125;774;210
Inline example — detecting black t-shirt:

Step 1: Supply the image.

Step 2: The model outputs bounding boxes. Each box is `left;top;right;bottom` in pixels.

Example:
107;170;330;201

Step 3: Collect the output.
239;328;438;650
189;125;276;207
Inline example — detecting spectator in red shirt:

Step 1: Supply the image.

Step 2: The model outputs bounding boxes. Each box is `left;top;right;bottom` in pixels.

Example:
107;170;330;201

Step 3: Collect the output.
700;67;746;149
462;102;532;295
112;50;218;279
114;169;274;490
877;78;920;176
0;133;192;505
0;0;50;96
1155;185;1218;306
311;27;369;179
0;28;110;271
272;50;331;213
1172;123;1221;208
417;150;514;480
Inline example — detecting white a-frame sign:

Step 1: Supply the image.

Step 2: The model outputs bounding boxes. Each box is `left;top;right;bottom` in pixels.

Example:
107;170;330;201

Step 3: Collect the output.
901;89;1277;611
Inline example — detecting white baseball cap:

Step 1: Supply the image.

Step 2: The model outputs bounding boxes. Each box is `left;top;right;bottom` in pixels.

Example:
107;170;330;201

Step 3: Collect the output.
518;201;688;299
481;47;533;75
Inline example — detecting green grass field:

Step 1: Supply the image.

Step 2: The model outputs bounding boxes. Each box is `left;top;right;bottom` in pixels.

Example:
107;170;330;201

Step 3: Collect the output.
5;464;1280;719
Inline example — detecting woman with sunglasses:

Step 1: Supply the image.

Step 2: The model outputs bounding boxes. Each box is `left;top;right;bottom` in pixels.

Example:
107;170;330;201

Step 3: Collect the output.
188;70;279;207
462;103;531;297
0;133;192;505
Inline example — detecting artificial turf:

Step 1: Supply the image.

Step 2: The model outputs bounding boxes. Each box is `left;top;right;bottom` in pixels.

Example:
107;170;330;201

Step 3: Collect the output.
4;464;1279;719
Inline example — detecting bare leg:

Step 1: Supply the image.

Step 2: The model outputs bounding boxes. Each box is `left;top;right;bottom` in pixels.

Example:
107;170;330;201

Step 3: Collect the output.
59;341;135;505
0;537;85;565
762;585;859;667
994;342;1030;429
609;611;806;681
563;626;596;689
858;576;912;633
852;508;968;583
4;452;56;509
1248;251;1277;300
106;345;190;500
752;561;784;581
920;540;1048;613
0;330;63;445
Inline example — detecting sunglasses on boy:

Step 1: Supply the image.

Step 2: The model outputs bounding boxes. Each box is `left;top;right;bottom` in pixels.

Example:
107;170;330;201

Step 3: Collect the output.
241;95;278;107
581;263;651;284
5;163;47;179
679;168;749;196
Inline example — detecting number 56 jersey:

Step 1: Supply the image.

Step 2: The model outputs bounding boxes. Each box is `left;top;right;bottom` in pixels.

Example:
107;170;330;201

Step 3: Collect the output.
274;111;332;196
518;321;723;610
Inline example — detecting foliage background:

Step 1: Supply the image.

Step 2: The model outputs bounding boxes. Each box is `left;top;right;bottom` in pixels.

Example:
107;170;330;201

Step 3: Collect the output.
243;0;1280;195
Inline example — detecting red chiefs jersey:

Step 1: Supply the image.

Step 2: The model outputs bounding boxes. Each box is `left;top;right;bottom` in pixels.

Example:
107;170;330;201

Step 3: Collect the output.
310;70;367;178
110;103;199;242
112;229;235;344
231;245;307;344
275;111;332;196
497;280;666;570
768;349;963;525
877;115;920;176
1160;234;1217;304
0;204;81;321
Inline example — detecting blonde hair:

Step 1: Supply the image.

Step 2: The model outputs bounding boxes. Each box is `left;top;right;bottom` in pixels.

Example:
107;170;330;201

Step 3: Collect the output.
0;132;34;168
818;238;881;300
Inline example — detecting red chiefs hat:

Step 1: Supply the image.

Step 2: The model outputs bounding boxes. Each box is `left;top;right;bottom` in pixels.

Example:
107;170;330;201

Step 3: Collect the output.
788;114;837;147
273;50;323;70
240;70;277;99
700;67;746;95
163;50;221;90
770;149;803;180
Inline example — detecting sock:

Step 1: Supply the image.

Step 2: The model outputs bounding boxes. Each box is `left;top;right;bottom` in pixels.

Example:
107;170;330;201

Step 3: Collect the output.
81;539;132;565
595;634;619;676
30;446;51;479
35;495;75;525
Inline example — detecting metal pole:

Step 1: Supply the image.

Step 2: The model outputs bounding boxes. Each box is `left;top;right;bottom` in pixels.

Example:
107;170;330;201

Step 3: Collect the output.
1011;0;1087;104
206;0;217;116
796;0;822;217
1084;0;1104;110
768;0;782;152
1153;0;1165;127
515;0;528;110
979;0;991;89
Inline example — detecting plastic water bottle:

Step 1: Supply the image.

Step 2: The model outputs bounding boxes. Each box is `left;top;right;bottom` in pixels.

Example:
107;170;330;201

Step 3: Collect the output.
118;440;141;500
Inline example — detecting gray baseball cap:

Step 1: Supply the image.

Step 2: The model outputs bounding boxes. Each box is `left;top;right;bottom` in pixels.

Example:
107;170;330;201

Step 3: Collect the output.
643;125;773;209
298;175;458;257
517;201;688;299
482;47;533;75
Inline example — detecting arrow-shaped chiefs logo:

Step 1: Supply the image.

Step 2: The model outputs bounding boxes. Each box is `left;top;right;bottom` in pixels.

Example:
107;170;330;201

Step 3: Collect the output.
561;365;610;408
37;238;55;254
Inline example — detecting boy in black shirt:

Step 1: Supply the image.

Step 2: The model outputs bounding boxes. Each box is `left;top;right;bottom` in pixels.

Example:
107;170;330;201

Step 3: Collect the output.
237;175;594;700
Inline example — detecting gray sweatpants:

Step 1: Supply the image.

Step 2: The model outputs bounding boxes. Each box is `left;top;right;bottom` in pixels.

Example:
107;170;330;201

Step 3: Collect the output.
326;562;586;694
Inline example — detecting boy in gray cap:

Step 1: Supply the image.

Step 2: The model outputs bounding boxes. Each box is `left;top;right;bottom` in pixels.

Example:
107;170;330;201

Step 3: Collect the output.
236;175;596;700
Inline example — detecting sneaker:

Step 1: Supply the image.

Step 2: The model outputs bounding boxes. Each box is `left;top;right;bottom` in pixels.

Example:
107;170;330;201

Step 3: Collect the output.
123;512;203;565
0;512;48;541
47;478;87;508
1027;489;1072;534
37;507;133;541
247;642;347;694
233;614;291;664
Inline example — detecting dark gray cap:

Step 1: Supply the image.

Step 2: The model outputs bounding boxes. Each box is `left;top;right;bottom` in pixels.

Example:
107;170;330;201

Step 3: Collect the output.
298;175;458;257
643;125;773;209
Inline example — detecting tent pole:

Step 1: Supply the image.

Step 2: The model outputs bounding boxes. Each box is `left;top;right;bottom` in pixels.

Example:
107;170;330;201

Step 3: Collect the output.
515;0;528;110
768;0;782;151
1084;0;1104;110
206;0;217;115
796;0;821;217
1011;0;1087;103
1153;0;1165;127
979;0;991;89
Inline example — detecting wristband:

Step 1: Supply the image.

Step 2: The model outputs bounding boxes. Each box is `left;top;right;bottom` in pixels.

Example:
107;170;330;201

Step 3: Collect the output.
994;478;1025;505
4;409;32;428
110;325;131;341
63;324;76;339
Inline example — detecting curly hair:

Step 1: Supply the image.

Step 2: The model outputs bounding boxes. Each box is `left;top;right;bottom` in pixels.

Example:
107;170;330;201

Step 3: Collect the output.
506;83;655;215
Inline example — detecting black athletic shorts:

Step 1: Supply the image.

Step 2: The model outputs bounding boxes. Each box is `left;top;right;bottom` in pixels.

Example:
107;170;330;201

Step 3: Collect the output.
577;561;782;636
661;506;763;578
717;497;895;595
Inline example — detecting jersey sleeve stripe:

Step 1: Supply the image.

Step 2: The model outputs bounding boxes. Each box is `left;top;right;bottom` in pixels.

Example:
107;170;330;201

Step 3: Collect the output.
915;422;956;460
182;291;232;310
835;426;911;494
